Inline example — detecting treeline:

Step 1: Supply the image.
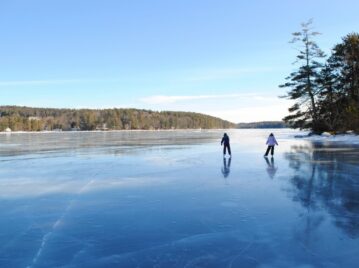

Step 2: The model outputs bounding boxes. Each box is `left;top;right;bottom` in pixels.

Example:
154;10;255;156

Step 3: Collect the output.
0;106;235;131
281;20;359;133
236;121;287;129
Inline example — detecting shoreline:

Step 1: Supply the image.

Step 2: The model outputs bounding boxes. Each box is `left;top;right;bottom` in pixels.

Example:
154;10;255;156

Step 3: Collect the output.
0;128;237;134
295;132;359;144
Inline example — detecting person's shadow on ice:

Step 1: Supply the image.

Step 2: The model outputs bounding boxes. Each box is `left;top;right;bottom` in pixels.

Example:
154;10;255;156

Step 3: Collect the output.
264;157;278;179
221;157;231;182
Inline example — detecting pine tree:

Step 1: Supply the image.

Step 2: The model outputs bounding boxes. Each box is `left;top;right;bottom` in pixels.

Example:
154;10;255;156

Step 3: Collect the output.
280;20;326;132
316;62;341;131
325;33;359;131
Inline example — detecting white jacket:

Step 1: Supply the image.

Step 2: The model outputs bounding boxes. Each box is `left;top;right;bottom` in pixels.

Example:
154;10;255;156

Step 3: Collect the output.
266;136;278;146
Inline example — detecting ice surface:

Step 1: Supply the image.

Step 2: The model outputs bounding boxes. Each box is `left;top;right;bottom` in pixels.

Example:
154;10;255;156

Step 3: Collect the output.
0;129;358;267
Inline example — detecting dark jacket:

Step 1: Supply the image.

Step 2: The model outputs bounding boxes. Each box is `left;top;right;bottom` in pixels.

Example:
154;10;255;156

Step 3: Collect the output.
221;135;230;146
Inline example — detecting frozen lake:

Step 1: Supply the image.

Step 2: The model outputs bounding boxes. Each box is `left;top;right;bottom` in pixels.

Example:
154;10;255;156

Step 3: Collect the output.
0;129;358;268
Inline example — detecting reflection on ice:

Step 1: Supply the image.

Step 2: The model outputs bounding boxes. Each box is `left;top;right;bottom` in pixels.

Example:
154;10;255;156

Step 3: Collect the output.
0;130;359;267
264;157;278;179
221;157;231;179
285;143;359;238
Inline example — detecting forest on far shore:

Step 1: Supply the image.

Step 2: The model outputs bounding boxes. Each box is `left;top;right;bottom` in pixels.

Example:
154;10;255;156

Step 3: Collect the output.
0;106;235;131
236;121;287;129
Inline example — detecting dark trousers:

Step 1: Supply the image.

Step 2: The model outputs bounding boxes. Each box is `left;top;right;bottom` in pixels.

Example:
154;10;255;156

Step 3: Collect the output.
265;146;274;156
223;144;231;155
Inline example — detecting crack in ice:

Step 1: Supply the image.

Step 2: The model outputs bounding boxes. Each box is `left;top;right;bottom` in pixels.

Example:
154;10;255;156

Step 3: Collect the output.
26;179;95;268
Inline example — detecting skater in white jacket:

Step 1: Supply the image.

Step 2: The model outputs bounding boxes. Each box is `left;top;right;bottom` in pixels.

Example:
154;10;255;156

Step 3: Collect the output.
264;133;278;157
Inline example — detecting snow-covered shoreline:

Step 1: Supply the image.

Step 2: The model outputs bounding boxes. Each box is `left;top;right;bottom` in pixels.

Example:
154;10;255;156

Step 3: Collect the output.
294;132;359;144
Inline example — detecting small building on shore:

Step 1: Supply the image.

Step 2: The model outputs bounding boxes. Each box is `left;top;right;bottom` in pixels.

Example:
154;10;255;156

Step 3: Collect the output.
28;116;41;121
96;123;109;131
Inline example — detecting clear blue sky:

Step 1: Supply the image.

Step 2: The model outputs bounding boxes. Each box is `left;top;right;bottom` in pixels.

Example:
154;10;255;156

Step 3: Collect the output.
1;0;358;122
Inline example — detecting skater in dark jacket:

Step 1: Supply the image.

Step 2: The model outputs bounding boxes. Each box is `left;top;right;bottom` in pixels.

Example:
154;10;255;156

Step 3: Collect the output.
221;133;231;157
264;133;278;157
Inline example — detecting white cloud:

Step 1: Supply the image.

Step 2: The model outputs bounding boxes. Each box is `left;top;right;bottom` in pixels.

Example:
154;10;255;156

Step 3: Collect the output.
140;93;267;105
184;67;280;82
139;93;292;123
0;78;121;86
203;101;293;123
0;79;88;86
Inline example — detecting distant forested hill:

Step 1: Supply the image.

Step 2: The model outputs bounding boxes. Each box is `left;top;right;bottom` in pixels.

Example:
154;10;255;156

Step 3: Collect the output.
236;121;288;129
0;106;235;131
